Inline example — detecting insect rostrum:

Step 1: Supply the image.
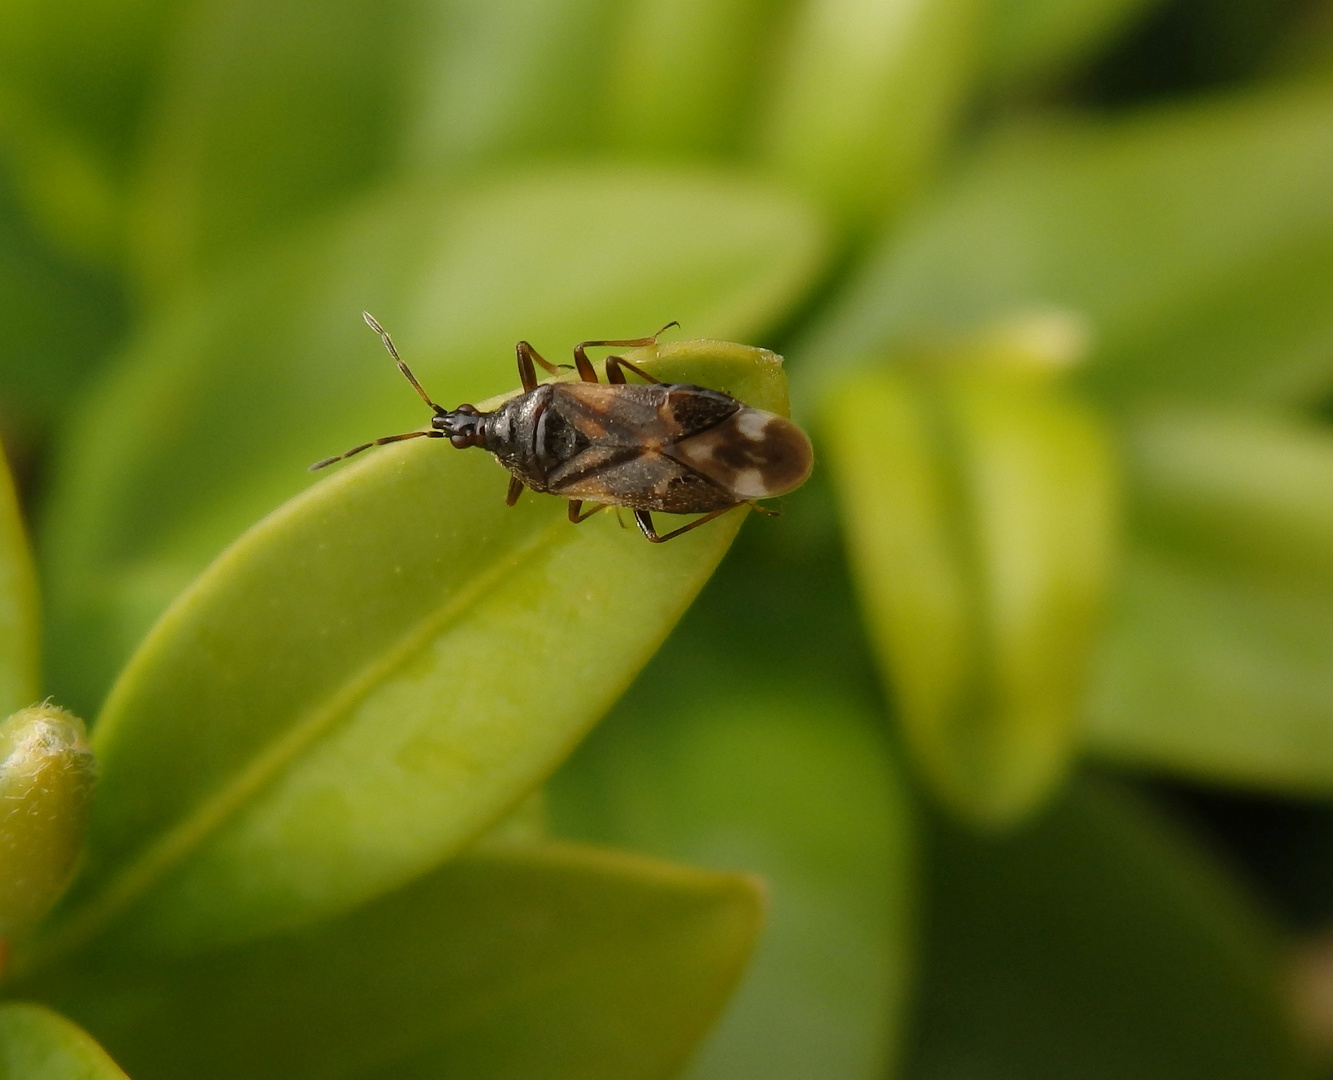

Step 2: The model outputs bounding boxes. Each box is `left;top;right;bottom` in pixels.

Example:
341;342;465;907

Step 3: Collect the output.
312;313;814;543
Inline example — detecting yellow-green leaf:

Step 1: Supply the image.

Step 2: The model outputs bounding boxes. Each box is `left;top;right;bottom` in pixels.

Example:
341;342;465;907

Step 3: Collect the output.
0;1004;128;1080
25;339;793;968
824;366;1116;827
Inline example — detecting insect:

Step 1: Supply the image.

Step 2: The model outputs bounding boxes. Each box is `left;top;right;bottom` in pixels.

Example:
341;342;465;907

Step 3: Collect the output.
311;313;814;542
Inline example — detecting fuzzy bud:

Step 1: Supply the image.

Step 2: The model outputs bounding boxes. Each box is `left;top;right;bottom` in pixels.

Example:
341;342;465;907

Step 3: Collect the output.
0;704;97;938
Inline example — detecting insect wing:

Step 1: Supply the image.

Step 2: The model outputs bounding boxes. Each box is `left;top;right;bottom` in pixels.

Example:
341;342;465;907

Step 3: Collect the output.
668;407;813;500
550;382;741;444
549;383;669;444
548;445;736;513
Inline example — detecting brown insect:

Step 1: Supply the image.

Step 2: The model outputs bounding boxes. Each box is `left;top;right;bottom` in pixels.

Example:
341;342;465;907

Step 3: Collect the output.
311;313;814;542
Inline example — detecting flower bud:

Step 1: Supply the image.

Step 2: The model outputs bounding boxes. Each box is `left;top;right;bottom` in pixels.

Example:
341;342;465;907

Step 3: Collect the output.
0;704;97;938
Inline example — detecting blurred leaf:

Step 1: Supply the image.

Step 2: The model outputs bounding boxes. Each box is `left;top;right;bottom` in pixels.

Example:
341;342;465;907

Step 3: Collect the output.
982;0;1162;91
551;502;915;1080
401;0;624;169
798;84;1333;408
904;778;1306;1080
24;338;789;964
0;144;126;433
21;842;760;1080
760;0;985;229
604;0;799;157
43;167;826;716
1086;408;1333;792
824;366;1116;827
133;0;629;295
0;0;182;173
1125;407;1333;591
553;699;911;1080
0;1003;127;1079
132;0;412;295
0;101;125;266
0;433;37;718
0;705;97;938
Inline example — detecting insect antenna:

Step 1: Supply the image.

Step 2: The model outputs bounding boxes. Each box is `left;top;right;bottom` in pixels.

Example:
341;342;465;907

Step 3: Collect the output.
309;429;442;471
362;311;447;417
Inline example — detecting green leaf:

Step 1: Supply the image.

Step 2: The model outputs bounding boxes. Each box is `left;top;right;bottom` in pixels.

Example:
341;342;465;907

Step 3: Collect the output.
799;84;1333;409
604;0;799;158
0;705;97;938
759;0;985;228
0;1003;128;1080
42;167;826;717
24;337;793;967
982;0;1161;91
551;503;915;1080
0;431;38;718
20;843;761;1080
904;778;1304;1080
1086;406;1333;791
823;366;1116;827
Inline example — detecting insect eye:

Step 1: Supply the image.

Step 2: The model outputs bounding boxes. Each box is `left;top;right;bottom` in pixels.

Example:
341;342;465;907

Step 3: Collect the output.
450;434;471;449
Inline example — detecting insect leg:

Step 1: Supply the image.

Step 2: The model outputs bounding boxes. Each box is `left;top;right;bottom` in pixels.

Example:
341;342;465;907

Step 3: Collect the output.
573;322;678;384
363;312;446;417
309;429;442;471
506;476;524;506
514;342;552;393
633;502;743;543
604;355;661;385
749;502;781;517
567;500;606;524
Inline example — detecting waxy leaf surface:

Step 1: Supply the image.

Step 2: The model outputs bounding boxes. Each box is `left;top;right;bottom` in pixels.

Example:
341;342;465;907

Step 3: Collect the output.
43;167;825;716
27;338;791;966
23;843;762;1080
0;1004;128;1080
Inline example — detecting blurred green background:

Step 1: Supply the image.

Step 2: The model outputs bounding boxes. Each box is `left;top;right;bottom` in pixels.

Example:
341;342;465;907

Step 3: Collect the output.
5;0;1333;1076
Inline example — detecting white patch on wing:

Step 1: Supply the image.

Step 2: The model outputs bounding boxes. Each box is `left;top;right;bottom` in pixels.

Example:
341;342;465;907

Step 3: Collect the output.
736;409;772;441
731;467;770;498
